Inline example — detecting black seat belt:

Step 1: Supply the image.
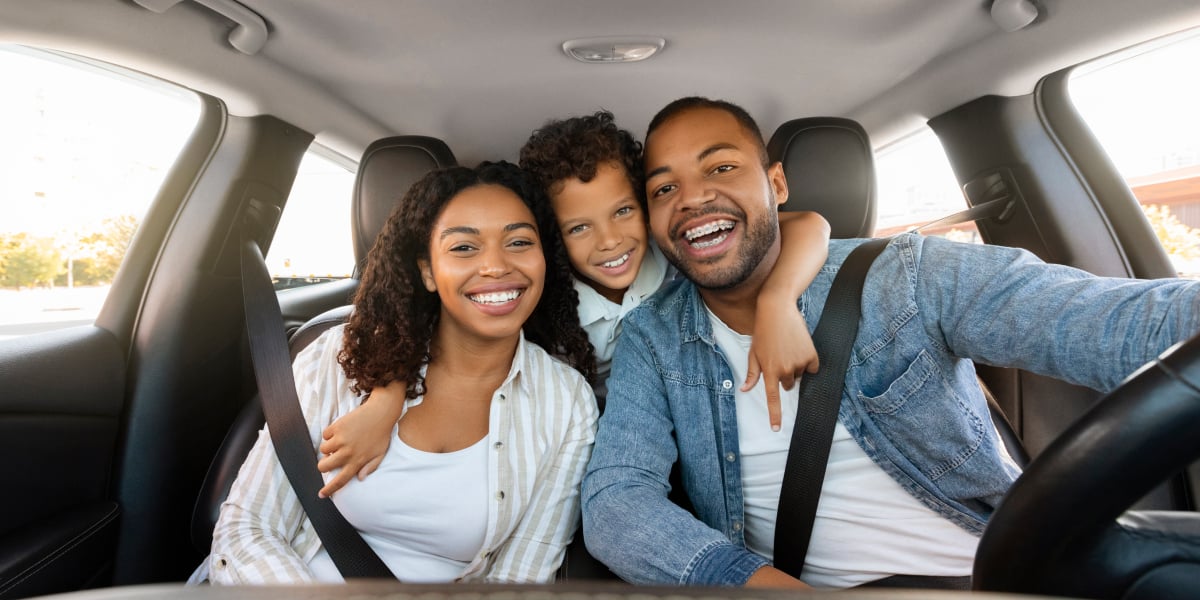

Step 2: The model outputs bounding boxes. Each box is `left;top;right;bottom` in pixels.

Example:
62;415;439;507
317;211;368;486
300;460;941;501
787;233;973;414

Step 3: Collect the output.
773;237;890;578
240;228;394;579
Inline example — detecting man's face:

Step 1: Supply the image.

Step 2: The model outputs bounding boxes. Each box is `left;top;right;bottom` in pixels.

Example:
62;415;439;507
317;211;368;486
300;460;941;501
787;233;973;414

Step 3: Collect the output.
643;107;788;291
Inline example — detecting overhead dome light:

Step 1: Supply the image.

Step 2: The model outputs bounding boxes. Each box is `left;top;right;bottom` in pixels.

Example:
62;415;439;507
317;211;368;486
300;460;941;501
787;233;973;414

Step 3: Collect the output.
562;37;666;63
990;0;1039;32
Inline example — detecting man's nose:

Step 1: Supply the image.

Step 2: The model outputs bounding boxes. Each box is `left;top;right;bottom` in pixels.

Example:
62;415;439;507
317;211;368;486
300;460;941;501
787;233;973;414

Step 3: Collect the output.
676;176;715;210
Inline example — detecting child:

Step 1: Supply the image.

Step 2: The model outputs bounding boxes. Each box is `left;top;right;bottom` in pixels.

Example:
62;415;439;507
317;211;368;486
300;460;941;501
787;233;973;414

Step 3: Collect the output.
315;112;830;496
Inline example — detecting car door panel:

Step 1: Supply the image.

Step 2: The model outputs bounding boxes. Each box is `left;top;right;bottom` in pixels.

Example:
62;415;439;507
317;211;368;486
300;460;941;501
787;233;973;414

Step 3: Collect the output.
0;326;124;597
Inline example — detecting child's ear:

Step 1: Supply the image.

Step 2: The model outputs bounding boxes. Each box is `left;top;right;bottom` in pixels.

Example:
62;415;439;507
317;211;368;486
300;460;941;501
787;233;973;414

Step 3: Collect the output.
418;259;436;292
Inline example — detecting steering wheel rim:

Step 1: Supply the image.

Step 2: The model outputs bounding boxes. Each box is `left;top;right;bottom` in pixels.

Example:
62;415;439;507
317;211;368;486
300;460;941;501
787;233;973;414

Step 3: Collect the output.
972;334;1200;597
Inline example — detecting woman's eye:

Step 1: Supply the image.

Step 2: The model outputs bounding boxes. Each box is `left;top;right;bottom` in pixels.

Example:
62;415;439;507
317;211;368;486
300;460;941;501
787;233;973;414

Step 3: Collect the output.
449;243;476;253
509;238;536;248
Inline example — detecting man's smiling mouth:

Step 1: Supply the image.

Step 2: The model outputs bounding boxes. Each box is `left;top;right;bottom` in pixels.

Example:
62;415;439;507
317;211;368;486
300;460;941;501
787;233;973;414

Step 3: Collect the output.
683;219;735;249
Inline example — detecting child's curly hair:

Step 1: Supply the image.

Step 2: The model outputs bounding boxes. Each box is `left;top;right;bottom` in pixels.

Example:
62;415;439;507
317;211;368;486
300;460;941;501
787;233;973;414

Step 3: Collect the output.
519;110;645;207
339;161;595;399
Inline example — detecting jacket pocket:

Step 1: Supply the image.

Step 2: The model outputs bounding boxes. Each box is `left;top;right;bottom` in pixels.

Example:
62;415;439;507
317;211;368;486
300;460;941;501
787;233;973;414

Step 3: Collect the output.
857;349;984;481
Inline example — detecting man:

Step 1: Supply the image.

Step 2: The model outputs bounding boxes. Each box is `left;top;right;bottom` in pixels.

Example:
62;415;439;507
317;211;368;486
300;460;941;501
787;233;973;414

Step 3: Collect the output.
580;97;1200;589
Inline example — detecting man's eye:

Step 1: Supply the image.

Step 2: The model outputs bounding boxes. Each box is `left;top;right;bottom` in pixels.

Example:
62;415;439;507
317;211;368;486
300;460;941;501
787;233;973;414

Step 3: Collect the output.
652;184;676;198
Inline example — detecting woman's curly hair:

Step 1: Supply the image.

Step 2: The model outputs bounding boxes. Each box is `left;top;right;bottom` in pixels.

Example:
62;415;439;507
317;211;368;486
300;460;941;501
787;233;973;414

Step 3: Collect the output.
519;110;645;207
339;161;595;400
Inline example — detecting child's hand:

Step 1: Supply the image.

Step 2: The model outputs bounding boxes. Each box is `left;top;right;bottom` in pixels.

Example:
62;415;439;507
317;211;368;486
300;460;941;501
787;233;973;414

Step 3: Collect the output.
743;295;819;432
316;380;406;497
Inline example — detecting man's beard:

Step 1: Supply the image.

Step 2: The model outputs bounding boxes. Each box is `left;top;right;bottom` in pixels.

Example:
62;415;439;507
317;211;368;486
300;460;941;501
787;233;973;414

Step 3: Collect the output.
659;204;779;291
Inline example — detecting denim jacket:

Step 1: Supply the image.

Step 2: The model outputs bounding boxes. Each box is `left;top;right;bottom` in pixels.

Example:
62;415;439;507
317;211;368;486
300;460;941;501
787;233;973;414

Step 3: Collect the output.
582;233;1200;586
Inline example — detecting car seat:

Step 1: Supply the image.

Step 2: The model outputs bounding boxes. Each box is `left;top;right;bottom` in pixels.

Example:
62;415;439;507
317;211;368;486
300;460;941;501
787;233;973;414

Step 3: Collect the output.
767;117;1029;468
190;135;456;554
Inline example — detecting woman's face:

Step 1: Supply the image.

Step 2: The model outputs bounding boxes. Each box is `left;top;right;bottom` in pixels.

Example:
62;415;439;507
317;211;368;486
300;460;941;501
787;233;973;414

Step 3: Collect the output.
550;161;648;304
419;184;546;345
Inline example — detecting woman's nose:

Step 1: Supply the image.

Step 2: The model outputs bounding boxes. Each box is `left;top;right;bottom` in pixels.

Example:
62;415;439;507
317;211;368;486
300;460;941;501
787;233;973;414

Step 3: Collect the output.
478;246;511;277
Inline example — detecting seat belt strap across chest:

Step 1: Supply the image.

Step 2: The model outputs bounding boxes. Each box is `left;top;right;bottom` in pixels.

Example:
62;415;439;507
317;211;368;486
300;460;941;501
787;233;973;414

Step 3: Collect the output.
240;232;394;579
772;237;891;578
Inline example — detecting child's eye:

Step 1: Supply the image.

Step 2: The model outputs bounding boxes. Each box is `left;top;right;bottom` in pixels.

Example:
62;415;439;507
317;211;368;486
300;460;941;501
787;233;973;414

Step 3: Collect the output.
615;206;634;217
712;164;735;175
449;243;476;253
567;224;589;235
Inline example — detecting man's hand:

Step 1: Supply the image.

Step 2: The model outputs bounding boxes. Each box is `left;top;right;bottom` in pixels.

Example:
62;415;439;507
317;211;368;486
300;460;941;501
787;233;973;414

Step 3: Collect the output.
316;380;406;497
743;294;819;431
745;565;811;589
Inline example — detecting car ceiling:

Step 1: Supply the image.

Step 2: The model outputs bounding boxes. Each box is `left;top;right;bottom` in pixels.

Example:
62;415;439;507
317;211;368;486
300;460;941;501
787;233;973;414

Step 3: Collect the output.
2;0;1200;165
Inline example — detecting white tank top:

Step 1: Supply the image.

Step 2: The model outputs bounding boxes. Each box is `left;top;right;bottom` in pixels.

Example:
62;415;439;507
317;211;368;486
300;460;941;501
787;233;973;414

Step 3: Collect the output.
707;308;978;588
307;427;490;582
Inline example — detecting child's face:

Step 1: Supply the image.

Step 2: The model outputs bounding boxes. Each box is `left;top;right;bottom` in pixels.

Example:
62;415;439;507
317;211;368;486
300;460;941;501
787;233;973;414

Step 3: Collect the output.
550;161;648;304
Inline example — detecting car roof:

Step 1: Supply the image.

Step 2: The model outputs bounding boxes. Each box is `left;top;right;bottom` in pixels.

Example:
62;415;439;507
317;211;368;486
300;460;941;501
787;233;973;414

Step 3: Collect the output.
2;0;1199;163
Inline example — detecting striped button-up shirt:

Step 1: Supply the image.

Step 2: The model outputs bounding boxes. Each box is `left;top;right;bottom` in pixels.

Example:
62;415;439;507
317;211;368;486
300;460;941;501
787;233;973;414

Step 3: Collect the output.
196;324;598;584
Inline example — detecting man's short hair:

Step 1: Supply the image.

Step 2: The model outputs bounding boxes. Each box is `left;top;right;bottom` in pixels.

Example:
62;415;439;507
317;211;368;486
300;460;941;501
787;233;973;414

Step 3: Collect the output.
645;97;769;167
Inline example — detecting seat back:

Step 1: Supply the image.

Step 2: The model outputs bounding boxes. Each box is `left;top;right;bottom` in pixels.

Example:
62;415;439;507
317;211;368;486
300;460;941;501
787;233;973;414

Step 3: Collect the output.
191;136;456;554
767;117;877;238
766;116;1029;469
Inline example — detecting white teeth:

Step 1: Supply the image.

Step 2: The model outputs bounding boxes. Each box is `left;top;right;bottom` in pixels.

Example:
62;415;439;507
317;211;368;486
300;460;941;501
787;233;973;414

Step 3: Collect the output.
684;220;734;241
601;253;630;268
691;233;728;249
469;290;521;304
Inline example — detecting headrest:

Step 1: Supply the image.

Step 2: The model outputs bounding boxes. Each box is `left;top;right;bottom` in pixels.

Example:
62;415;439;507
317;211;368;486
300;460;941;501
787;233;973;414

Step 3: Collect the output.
767;117;876;238
352;136;456;270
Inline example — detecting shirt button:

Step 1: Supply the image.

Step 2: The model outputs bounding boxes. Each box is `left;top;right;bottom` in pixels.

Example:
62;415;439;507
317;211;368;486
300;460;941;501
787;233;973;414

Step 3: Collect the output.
496;491;505;500
722;380;733;390
498;393;506;401
493;441;503;450
725;452;736;462
732;522;743;532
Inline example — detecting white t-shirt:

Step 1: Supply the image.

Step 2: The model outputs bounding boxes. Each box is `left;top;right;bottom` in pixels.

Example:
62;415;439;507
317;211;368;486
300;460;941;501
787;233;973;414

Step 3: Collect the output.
707;307;978;589
574;242;673;402
306;428;490;582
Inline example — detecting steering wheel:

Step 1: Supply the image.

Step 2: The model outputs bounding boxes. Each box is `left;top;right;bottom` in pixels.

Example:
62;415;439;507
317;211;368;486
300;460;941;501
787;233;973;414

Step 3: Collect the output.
972;335;1200;598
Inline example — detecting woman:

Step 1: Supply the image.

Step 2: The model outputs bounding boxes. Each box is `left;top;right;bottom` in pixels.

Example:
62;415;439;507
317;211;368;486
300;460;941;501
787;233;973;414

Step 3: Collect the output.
193;161;598;583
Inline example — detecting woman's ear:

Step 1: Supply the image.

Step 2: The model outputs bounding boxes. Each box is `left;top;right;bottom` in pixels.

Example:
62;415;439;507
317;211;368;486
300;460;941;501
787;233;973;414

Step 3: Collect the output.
418;259;437;292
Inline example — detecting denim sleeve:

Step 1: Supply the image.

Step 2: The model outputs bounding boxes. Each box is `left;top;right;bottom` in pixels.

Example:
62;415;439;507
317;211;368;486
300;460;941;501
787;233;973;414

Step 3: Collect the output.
909;234;1200;392
582;318;768;586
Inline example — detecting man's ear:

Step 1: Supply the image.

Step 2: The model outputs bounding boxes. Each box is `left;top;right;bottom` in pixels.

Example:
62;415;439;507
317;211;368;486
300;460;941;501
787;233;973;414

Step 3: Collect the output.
767;161;789;207
418;259;437;292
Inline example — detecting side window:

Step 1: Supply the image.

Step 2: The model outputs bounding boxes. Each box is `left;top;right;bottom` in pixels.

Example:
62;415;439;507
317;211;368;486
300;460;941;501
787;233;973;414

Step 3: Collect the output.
1069;31;1200;277
873;128;976;242
0;45;200;341
266;148;356;290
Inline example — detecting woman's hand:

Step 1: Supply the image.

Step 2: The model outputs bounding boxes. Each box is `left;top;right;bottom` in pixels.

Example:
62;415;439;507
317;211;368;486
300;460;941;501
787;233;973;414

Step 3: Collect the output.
743;294;819;431
316;380;406;497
